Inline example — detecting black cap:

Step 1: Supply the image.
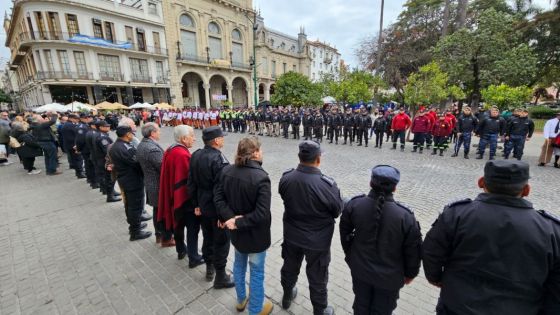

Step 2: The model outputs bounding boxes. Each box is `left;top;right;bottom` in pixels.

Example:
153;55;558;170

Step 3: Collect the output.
202;126;224;142
484;160;530;185
96;120;109;128
88;119;97;126
80;113;90;118
116;125;132;137
298;140;323;161
68;114;79;119
370;165;400;187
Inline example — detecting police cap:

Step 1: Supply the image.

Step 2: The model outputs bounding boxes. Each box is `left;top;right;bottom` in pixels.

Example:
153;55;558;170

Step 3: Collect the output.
484;160;530;185
202;126;224;142
116;125;132;137
298;140;323;161
370;165;400;187
96;120;110;128
80;113;91;118
68;114;79;119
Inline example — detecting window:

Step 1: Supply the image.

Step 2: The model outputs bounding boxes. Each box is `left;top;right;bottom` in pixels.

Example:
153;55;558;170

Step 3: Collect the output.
181;30;197;57
125;26;134;43
35;50;43;72
208;22;222;60
148;2;158;15
104;22;114;43
208;22;220;35
73;51;87;76
47;12;61;39
27;16;35;39
57;50;70;74
66;14;79;37
232;29;242;41
92;19;103;38
156;61;164;80
283;62;287;74
35;12;47;39
261;57;268;76
136;28;146;51
271;60;276;78
153;31;161;53
129;58;149;81
44;50;54;72
180;14;194;27
98;54;121;80
231;29;243;64
293;65;296;72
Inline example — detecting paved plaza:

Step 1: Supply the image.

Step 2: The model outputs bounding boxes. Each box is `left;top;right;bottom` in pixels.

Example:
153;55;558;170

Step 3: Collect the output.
1;127;558;315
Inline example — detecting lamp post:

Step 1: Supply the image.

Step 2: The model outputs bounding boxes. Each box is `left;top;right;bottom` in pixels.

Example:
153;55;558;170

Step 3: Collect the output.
229;51;233;65
206;46;210;64
245;10;259;109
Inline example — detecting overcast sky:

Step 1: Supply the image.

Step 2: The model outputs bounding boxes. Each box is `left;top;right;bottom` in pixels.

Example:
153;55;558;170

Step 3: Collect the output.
0;0;554;69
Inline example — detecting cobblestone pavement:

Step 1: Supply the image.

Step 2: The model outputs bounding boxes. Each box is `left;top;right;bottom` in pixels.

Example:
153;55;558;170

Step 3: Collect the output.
1;127;558;315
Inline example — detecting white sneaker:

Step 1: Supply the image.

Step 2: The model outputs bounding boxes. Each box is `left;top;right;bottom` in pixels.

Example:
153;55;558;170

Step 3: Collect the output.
0;161;13;166
27;169;41;175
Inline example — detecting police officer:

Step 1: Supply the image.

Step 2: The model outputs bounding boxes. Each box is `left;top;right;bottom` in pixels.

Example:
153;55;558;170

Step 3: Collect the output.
451;106;478;159
423;160;560;315
343;108;354;145
340;165;422;315
475;106;506;160
356;108;372;147
93;121;121;202
303;110;314;140
313;111;324;143
504;108;534;160
279;141;343;315
109;126;151;241
329;108;342;144
75;113;94;185
60;114;86;178
84;119;99;189
291;109;301;140
188;126;235;289
282;109;291;139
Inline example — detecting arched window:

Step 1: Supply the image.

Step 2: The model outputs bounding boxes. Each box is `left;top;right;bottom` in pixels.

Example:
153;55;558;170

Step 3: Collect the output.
231;29;243;64
179;14;197;57
208;22;222;59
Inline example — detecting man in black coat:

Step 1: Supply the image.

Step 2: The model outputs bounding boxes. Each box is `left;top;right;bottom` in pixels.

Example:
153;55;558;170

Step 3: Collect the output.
109;126;150;241
84;120;99;188
92;121;121;202
423;160;560;315
279;141;343;315
60;114;85;178
340;165;422;315
75;113;93;182
475;107;506;160
188;126;235;289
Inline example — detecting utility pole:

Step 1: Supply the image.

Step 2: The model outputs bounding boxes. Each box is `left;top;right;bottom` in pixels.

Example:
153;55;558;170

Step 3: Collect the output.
375;0;384;73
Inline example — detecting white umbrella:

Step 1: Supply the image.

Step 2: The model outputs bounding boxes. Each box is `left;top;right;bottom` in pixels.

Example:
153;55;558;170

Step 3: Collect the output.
65;101;95;112
129;102;154;109
34;103;69;113
322;96;336;104
142;102;155;109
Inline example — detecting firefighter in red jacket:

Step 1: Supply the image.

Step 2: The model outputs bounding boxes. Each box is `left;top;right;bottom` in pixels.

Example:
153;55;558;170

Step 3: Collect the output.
425;108;438;149
390;109;412;151
444;110;458;143
431;114;453;156
410;110;432;153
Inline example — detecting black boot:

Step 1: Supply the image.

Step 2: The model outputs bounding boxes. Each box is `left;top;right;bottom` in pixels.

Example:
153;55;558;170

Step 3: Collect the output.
419;147;423;154
464;153;469;159
476;154;483;159
411;146;417;153
76;172;86;179
451;152;458;157
106;191;122;203
206;264;215;282
315;305;335;315
431;148;437;155
282;287;298;310
400;145;405;152
213;269;235;289
439;149;444;156
391;143;397;150
129;230;151;241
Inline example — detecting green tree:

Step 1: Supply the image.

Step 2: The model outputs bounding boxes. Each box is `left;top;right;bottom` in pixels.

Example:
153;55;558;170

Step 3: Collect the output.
270;72;322;106
330;70;377;104
481;83;532;110
0;90;12;103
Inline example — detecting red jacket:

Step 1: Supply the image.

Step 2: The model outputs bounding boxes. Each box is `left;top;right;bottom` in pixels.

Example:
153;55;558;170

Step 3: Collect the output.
158;144;192;230
445;113;457;129
391;113;412;131
411;115;432;133
432;120;453;137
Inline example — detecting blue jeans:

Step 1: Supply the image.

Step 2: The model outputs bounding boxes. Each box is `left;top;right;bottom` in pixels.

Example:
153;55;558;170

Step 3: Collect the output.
233;249;266;315
504;135;526;159
477;133;498;158
37;141;57;174
454;133;472;154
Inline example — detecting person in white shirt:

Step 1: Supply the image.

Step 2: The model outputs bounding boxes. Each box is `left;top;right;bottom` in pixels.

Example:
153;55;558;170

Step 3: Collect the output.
538;112;560;167
186;109;193;127
203;111;210;128
210;111;218;126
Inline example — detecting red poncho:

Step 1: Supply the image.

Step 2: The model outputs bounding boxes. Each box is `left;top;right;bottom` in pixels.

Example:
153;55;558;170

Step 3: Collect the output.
158;144;191;230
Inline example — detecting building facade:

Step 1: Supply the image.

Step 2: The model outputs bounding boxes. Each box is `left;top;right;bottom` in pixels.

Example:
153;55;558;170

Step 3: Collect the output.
307;40;340;82
4;0;171;108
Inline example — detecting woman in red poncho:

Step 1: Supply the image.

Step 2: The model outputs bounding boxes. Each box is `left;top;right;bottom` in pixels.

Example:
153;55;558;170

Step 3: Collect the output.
158;125;204;266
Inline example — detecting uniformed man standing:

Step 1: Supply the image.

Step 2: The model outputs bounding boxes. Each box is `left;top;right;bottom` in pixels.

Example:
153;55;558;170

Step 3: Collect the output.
423;160;560;315
188;126;235;289
303;110;314;140
84;119;99;189
279;141;343;315
93;121;121;202
475;106;506;160
356;108;373;147
109;126;151;241
291;109;301;140
343;108;354;145
451;106;478;159
313;111;324;143
75;113;93;183
504;108;535;160
60;114;86;178
340;165;422;315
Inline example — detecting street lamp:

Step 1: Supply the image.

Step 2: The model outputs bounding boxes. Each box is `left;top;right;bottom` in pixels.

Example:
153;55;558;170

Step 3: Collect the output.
206;46;210;64
229;51;233;65
245;10;259;109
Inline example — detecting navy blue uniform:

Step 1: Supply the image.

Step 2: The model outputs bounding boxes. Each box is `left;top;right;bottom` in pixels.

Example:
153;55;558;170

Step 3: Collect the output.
340;192;422;315
279;165;343;314
93;131;113;195
504;116;535;160
75;122;90;180
84;129;99;186
453;114;478;156
424;194;560;315
476;116;506;159
60;121;84;174
291;113;301;139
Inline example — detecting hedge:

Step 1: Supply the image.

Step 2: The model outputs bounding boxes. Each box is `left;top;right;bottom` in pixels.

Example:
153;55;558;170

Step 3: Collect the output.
528;106;560;119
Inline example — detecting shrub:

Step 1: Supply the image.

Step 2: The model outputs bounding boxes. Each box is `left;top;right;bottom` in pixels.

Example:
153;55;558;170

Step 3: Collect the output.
528;106;560;119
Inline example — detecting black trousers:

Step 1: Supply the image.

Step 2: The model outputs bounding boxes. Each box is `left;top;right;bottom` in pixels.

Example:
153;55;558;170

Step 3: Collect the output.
21;157;36;171
122;187;144;233
344;127;353;143
280;242;330;314
174;208;201;260
392;130;406;148
65;148;84;173
83;153;95;183
357;129;368;145
352;277;399;315
201;215;230;271
282;123;290;138
304;127;313;140
292;125;300;139
375;131;384;147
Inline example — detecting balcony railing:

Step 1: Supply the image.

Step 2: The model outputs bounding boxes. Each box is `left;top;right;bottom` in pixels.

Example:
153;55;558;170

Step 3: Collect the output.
131;74;151;83
156;76;169;84
17;31;168;55
99;72;123;81
36;71;94;81
231;62;252;70
178;53;209;64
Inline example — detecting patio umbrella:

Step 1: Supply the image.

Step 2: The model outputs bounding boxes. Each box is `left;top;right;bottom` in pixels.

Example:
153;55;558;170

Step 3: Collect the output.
66;101;95;112
34;103;69;113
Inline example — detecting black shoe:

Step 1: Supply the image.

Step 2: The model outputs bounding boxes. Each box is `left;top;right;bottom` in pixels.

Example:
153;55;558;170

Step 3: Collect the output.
365;144;368;147
357;143;362;146
476;154;483;160
206;264;215;282
400;147;404;152
106;195;122;203
129;230;152;241
538;163;545;167
554;163;559;168
431;149;437;155
91;183;100;189
76;173;86;179
128;222;148;234
282;287;298;310
189;258;205;269
316;305;335;315
419;148;423;154
140;214;152;221
451;153;458;157
178;252;187;260
112;190;121;196
439;151;444;156
213;270;235;289
464;154;469;159
411;149;417;153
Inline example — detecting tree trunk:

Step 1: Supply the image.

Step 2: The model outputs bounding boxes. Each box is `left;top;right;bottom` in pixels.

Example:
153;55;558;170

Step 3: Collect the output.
442;0;451;36
471;55;480;108
375;0;385;73
457;0;468;29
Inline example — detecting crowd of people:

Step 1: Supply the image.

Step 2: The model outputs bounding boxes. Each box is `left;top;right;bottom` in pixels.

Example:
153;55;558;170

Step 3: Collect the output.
0;106;560;315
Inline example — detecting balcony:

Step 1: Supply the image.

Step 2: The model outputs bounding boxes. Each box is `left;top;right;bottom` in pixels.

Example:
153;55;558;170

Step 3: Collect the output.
99;72;124;81
178;53;209;64
36;71;94;81
231;62;252;70
156;76;169;84
17;32;168;56
130;74;152;83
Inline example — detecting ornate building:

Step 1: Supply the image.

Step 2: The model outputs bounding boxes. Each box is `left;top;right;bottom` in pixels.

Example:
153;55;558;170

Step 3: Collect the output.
307;40;340;82
4;0;171;109
163;0;313;108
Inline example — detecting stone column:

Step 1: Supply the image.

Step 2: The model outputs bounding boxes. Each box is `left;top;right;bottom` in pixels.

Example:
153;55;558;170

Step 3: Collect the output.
204;83;210;110
227;85;233;103
264;84;270;101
